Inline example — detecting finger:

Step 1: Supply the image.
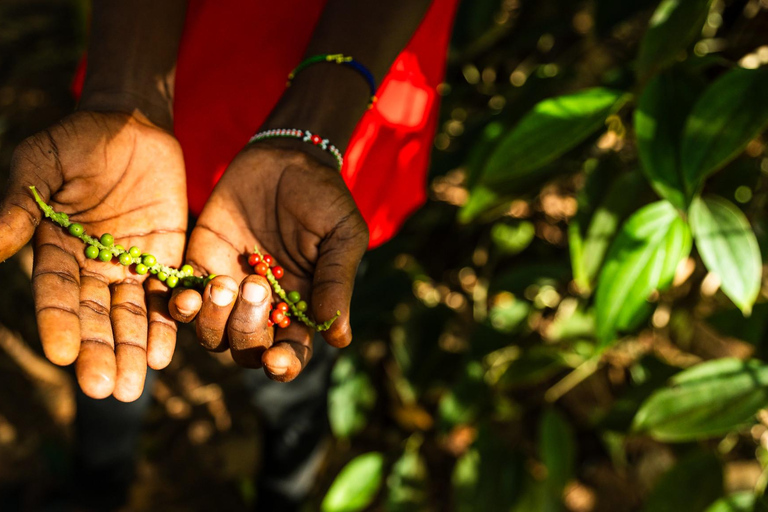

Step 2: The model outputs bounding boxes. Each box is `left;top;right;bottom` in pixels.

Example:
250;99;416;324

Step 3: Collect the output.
0;138;60;262
262;322;313;382
77;275;116;399
169;286;203;323
110;281;148;402
196;275;239;351
311;220;368;348
146;278;178;370
227;275;273;368
31;226;81;365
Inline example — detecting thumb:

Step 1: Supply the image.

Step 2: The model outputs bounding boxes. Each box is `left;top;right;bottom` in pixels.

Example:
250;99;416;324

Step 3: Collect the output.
0;136;61;262
311;217;368;348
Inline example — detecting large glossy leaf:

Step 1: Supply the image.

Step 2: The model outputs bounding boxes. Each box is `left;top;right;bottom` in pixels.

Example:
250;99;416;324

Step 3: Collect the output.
633;358;768;441
539;409;576;512
636;0;712;80
682;67;768;194
690;196;761;315
635;69;704;209
643;451;722;512
328;356;377;439
480;88;624;185
595;201;692;346
322;452;385;512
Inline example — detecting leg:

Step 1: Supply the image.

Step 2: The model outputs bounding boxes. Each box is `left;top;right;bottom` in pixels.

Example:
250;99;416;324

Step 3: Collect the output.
243;336;337;511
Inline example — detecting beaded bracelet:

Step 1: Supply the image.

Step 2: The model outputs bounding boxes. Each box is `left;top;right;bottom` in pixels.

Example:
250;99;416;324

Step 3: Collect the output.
287;54;378;107
249;128;344;171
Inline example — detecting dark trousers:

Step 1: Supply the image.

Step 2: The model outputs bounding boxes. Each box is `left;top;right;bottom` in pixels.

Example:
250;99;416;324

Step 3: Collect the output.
73;334;336;511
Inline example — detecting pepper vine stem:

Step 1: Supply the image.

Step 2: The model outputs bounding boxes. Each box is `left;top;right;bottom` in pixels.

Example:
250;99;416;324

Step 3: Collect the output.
29;186;339;332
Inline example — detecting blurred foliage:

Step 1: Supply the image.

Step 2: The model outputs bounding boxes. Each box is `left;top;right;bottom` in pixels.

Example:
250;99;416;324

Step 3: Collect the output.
322;0;768;510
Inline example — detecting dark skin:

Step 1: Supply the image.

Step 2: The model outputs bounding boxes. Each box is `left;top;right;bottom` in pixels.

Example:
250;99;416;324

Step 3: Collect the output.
0;0;433;398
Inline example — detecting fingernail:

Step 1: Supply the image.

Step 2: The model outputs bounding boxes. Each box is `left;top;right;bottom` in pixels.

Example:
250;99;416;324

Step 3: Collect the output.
242;281;268;304
267;365;287;376
210;286;235;306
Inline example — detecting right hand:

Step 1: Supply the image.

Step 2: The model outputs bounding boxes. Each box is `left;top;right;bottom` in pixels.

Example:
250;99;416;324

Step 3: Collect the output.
0;110;188;401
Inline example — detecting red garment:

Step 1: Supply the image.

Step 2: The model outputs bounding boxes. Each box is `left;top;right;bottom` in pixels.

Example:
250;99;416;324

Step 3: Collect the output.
74;0;458;248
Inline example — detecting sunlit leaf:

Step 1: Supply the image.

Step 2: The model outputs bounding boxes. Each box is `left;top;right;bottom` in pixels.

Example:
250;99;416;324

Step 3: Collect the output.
322;452;385;512
635;69;704;209
690;196;761;315
328;356;377;439
480;88;625;185
595;201;692;346
681;67;768;194
491;221;535;255
705;492;768;512
633;358;768;441
643;451;722;512
636;0;713;80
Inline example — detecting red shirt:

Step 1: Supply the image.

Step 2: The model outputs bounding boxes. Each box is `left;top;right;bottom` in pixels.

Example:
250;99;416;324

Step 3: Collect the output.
75;0;458;248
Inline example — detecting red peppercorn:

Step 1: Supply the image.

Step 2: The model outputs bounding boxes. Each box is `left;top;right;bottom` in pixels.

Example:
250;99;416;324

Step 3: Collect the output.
247;253;261;266
267;319;274;327
276;302;289;313
263;254;275;267
278;317;291;329
255;262;269;276
271;310;285;324
272;266;284;279
311;134;321;145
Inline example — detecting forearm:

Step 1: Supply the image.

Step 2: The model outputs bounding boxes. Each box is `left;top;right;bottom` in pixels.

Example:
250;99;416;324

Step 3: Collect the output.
78;1;187;132
262;0;433;152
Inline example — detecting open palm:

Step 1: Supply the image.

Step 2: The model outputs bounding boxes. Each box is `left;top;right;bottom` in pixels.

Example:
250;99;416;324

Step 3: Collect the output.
0;111;187;401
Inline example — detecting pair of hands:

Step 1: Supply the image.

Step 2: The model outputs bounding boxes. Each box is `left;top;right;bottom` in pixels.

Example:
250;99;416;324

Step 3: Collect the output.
0;110;368;401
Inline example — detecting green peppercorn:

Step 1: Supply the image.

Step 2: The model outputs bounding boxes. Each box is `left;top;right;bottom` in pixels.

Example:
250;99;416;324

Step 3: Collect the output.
296;300;308;312
118;253;133;266
142;254;157;267
98;249;113;262
135;263;148;275
157;272;168;282
150;268;158;275
181;264;194;276
68;223;84;236
85;245;99;259
287;291;301;303
129;246;142;258
166;275;179;288
100;233;114;247
115;244;125;252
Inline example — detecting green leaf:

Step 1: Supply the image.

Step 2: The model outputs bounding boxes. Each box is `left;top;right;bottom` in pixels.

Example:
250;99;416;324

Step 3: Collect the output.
581;171;650;288
328;356;377;439
491;221;535;255
322;452;385;512
633;358;768;441
452;426;523;512
636;0;713;80
682;67;768;194
480;88;625;185
689;196;761;315
595;201;692;346
643;450;722;512
458;185;501;224
635;69;704;209
386;437;430;512
705;492;767;512
539;409;576;511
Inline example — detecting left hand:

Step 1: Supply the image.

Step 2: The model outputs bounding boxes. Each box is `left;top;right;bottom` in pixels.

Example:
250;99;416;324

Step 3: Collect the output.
168;142;368;381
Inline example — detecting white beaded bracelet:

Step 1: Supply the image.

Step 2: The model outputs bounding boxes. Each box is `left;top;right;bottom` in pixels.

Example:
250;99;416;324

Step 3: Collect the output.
249;128;344;170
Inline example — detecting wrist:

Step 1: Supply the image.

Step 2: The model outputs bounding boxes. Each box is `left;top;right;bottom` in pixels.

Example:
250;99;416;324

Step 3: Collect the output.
78;88;174;133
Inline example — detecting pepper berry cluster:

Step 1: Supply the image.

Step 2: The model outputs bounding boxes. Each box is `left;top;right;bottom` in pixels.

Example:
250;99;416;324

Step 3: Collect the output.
246;248;339;332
